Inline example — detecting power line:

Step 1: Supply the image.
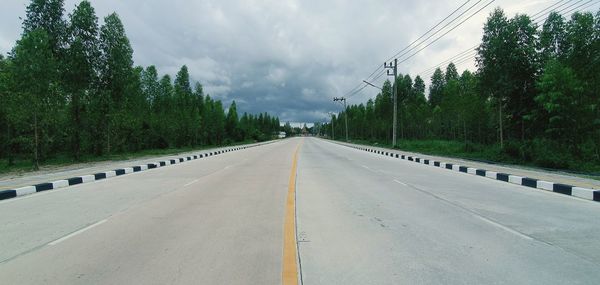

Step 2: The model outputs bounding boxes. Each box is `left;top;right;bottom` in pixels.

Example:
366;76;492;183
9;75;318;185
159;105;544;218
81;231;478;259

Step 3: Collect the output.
558;0;599;17
385;0;475;63
417;44;478;75
396;0;496;66
417;0;597;80
345;0;595;101
364;0;475;84
533;0;584;21
531;0;571;18
421;51;477;78
390;0;487;63
340;0;476;97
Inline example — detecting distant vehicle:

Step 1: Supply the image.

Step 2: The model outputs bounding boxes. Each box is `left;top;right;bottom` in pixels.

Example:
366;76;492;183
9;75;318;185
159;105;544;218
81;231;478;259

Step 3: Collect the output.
278;131;286;139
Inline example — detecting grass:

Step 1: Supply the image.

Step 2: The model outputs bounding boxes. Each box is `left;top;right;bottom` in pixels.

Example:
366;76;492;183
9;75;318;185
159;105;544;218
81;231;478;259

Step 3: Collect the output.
0;139;260;176
344;138;600;177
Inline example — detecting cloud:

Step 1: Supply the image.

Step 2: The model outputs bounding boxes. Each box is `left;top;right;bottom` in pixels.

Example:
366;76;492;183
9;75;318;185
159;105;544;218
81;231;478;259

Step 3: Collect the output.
1;0;594;122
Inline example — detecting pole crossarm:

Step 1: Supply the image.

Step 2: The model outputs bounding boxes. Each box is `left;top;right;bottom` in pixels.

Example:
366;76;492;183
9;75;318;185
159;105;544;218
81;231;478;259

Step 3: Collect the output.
363;80;383;90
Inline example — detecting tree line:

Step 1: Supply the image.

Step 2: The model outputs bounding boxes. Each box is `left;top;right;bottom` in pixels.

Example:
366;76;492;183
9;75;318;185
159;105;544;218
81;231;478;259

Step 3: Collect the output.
325;8;600;170
0;0;280;170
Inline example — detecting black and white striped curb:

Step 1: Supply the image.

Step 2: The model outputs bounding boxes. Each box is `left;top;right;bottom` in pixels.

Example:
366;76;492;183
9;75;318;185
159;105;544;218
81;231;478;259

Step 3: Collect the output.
0;141;275;201
331;141;600;203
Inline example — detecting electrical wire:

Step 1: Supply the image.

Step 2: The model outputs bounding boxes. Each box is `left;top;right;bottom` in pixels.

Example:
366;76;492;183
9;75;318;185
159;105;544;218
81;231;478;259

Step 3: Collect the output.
341;0;475;97
416;0;598;80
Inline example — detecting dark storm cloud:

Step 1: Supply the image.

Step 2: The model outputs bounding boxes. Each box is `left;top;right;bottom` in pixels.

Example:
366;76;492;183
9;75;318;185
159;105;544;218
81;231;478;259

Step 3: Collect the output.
0;0;573;123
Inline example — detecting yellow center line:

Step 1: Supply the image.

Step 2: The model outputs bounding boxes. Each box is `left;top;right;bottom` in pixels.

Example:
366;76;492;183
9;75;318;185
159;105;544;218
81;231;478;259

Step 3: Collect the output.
282;141;302;285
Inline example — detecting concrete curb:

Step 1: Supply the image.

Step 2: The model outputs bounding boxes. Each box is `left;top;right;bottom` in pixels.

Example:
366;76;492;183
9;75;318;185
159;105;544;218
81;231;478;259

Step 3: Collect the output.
330;140;600;203
0;141;275;201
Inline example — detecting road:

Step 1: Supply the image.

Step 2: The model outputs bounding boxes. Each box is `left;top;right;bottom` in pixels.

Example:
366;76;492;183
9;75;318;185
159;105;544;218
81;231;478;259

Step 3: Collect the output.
1;137;599;284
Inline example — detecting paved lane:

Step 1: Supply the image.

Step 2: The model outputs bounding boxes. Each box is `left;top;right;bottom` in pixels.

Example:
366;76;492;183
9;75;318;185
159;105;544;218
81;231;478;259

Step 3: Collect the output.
297;138;600;285
2;137;599;285
0;139;300;285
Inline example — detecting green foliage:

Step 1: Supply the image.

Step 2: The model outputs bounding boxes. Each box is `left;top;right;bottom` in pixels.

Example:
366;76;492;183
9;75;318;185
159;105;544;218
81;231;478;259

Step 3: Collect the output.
0;0;280;171
535;60;586;142
8;28;62;169
428;68;445;107
324;7;600;173
64;0;99;159
540;12;567;61
22;0;66;55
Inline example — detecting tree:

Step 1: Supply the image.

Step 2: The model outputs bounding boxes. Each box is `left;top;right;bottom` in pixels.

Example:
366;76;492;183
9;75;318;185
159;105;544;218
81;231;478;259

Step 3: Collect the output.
413;75;425;96
564;12;596;78
226;101;240;141
534;60;593;152
428;68;445;107
444;62;459;82
97;12;134;154
154;74;175;147
505;14;539;140
540;12;567;62
142;65;159;105
173;65;200;146
477;8;511;147
374;80;393;140
22;0;66;56
0;1;284;170
64;0;99;159
0;54;10;163
9;29;61;169
283;122;293;137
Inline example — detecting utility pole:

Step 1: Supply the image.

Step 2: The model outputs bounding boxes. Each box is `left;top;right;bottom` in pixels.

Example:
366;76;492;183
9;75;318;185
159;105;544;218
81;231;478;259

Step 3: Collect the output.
384;59;398;147
333;97;349;142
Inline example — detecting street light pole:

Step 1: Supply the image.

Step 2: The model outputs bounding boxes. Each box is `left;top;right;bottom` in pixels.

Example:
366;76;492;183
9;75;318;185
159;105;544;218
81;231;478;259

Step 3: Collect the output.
384;59;398;147
333;97;348;142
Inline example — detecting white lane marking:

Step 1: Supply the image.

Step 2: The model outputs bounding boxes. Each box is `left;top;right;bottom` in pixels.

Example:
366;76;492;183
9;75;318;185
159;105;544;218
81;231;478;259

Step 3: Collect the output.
393;179;407;186
184;179;199;187
48;219;107;246
474;215;533;241
361;165;377;173
224;165;231;170
397;181;536;242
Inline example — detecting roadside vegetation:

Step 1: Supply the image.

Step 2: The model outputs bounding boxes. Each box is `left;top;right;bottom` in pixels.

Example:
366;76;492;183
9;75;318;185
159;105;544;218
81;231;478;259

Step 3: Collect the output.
322;8;600;174
346;139;600;175
0;139;260;176
0;0;281;172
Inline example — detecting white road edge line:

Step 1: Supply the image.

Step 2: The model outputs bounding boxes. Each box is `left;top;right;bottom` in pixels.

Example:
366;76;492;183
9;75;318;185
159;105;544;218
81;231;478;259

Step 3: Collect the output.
393;179;408;186
184;179;199;187
48;219;107;246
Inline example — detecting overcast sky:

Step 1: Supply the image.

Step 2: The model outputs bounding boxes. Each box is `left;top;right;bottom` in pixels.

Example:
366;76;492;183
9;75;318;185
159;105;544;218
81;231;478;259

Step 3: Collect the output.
1;0;598;124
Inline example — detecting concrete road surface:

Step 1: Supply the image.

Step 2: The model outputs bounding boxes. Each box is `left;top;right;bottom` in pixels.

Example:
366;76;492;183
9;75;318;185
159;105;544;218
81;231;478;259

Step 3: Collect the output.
1;137;599;284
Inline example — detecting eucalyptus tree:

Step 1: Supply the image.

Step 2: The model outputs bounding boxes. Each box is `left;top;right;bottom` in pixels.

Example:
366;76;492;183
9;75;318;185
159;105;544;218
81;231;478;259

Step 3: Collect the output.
22;0;66;57
98;12;134;154
540;12;567;62
64;0;99;159
477;8;511;147
9;29;60;169
428;68;445;108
